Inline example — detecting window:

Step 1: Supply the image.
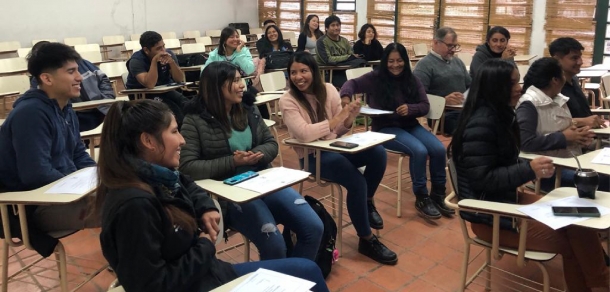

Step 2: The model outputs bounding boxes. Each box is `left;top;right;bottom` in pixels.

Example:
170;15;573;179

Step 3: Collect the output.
336;0;356;11
440;0;490;55
488;0;533;57
396;0;441;55
545;0;596;66
258;0;302;33
366;0;396;46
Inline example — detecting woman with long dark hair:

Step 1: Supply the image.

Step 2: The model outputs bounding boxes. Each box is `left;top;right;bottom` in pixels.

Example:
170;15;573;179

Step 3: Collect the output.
353;24;384;61
469;26;516;78
95;99;329;292
256;24;293;58
450;59;609;292
340;43;451;220
202;27;255;75
297;15;324;54
180;61;323;261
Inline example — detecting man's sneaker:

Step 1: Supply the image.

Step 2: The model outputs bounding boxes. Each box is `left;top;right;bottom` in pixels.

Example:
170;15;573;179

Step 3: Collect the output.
367;200;384;229
431;194;456;217
415;197;441;219
358;235;398;265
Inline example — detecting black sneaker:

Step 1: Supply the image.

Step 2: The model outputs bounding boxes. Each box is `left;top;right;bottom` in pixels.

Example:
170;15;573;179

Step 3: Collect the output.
415;197;441;219
367;200;384;229
358;235;398;265
431;194;456;217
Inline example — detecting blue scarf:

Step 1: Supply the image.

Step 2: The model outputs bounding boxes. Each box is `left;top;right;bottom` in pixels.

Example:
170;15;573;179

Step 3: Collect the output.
132;159;181;193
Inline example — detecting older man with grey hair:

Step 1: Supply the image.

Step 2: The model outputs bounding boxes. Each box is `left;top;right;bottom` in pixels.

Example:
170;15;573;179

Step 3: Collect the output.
413;27;471;136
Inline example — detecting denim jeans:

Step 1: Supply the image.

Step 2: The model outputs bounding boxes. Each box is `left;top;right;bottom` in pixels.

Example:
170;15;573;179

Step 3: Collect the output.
226;187;323;261
233;258;329;292
378;125;447;195
300;144;387;237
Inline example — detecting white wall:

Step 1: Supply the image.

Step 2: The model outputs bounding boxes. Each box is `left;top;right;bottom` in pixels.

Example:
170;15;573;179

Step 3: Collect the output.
1;0;259;47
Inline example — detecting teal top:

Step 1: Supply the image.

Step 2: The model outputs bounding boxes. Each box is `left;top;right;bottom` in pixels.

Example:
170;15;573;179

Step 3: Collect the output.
228;125;254;174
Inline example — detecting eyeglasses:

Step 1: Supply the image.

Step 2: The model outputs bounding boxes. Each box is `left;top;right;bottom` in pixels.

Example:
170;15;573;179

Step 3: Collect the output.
438;40;461;51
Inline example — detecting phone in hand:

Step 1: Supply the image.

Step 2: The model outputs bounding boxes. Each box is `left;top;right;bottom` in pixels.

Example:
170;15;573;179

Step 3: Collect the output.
223;171;259;185
552;206;601;217
329;141;359;149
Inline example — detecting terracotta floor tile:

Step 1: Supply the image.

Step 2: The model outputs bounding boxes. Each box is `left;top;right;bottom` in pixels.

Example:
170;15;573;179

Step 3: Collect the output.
382;225;427;249
399;278;446;292
325;264;360;291
339;278;389;292
395;251;436;277
410;239;456;264
367;265;414;291
419;264;462;292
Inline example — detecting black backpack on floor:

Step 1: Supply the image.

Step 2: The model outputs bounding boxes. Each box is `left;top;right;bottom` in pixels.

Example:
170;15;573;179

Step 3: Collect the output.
283;195;338;278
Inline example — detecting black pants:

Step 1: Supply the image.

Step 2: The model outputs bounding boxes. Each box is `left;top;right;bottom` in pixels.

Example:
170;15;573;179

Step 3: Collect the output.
148;91;188;127
76;110;105;132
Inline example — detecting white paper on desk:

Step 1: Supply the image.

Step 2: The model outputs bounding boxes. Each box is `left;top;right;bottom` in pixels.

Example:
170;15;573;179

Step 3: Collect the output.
591;148;610;165
518;196;610;230
234;167;309;194
359;107;393;115
230;268;315;292
339;131;389;145
44;167;97;195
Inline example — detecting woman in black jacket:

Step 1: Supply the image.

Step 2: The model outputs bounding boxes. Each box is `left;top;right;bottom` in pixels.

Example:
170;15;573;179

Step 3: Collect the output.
95;99;329;292
353;24;384;62
450;59;608;292
256;24;294;59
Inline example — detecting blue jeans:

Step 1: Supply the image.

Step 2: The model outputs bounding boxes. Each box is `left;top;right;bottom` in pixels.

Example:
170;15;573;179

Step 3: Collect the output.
378;125;447;195
226;187;323;261
233;258;329;292
301;144;387;237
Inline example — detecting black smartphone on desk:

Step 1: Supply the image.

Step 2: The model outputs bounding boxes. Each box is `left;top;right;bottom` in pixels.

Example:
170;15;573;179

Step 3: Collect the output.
552;206;601;217
329;141;359;149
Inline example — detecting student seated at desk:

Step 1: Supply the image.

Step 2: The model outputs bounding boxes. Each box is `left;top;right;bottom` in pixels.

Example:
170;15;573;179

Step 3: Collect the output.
279;52;397;265
30;41;115;132
255;25;293;73
340;43;453;220
0;43;98;254
450;59;609;292
469;26;516;80
125;31;188;126
96;100;329;292
353;24;384;62
179;62;323;261
297;15;324;54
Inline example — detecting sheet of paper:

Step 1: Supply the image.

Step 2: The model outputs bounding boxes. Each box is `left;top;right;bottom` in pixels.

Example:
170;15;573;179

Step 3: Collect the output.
518;196;610;230
234;167;309;194
339;131;389;146
45;167;98;195
359;107;393;115
230;268;315;292
591;148;610;165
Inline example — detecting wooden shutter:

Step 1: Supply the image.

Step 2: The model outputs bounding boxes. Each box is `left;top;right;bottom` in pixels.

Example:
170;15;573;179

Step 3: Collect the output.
335;12;358;41
545;0;596;65
366;0;396;46
440;0;490;55
258;0;301;34
304;0;332;29
489;0;533;55
396;0;441;56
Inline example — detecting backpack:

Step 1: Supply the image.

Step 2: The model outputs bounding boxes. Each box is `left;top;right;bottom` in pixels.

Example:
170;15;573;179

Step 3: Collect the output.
283;195;338;279
177;53;208;82
265;51;293;70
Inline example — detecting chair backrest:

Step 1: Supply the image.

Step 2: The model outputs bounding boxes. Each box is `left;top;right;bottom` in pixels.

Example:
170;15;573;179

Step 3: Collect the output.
283;31;296;41
235;29;242;35
239;35;248;43
345;67;372;80
0;75;30;94
250;28;264;35
31;39;57;46
195;36;213;46
457;52;473;67
121;72;128;86
413;43;428;57
206;30;222;37
426;94;446;134
130;34;141;41
79;51;102;63
74;43;101;53
16;47;31;58
161;32;177;39
164;39;181;50
517;65;529;84
0;58;27;74
99;61;128;79
0;41;21;52
260;71;286;92
124;40;140;52
103;35;125;46
183;30;201;39
63;37;87;46
181;43;206;54
601;73;610;104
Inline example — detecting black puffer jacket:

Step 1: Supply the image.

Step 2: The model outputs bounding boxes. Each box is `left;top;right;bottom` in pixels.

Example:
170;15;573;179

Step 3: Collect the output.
454;102;535;230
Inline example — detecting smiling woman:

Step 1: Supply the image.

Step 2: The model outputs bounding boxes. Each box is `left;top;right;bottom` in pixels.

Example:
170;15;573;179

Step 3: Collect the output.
470;26;517;79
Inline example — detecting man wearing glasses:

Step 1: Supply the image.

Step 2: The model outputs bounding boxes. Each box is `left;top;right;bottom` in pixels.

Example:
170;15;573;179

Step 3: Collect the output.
414;27;471;136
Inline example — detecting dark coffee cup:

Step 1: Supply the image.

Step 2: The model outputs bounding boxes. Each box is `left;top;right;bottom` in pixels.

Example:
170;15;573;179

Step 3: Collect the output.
573;169;599;199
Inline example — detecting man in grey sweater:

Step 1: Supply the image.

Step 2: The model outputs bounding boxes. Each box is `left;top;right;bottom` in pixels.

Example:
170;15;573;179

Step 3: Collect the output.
413;27;471;136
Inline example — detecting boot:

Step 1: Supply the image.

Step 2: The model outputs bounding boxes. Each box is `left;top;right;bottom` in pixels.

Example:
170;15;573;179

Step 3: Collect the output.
367;199;384;229
358;234;398;265
414;195;441;219
431;184;455;217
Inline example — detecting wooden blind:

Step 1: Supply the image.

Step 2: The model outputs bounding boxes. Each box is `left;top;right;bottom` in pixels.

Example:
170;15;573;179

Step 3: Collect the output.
258;0;302;34
336;12;358;41
440;0;490;55
366;0;396;46
489;0;533;55
545;0;596;66
396;0;441;57
304;0;332;27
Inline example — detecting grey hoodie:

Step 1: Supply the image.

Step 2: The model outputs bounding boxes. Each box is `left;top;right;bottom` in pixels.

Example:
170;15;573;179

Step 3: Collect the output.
469;44;515;79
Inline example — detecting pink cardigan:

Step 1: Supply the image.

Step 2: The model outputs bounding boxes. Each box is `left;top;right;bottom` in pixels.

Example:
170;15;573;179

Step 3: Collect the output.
279;83;351;158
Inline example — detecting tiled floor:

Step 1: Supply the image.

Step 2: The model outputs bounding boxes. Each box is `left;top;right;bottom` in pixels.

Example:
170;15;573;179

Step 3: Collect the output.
2;123;574;291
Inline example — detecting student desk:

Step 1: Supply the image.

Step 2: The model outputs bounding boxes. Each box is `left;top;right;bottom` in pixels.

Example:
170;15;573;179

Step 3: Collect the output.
119;82;193;100
367;60;380;67
581;64;610;71
255;92;284;124
194;168;310;203
72;99;119;111
318;65;351;84
180;65;203;72
592;127;610;149
0;69;27;78
577;70;607;78
284;132;395;254
80;123;103;158
0;119;4;127
513;54;537;64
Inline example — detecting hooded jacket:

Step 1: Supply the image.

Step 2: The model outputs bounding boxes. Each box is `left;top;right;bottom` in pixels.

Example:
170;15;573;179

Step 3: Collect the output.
469;44;516;79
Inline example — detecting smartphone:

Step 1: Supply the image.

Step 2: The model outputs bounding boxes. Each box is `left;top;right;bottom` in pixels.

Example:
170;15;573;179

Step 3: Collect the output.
223;171;259;185
329;141;359;149
552;206;601;217
166;82;185;86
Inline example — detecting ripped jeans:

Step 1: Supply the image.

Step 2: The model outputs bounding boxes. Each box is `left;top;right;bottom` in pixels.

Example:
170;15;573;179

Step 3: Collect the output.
225;187;323;261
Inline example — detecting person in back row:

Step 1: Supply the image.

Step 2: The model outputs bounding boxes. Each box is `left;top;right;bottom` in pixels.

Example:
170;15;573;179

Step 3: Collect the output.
413;27;471;136
297;15;324;54
469;26;516;79
30;41;115;132
125;31;188;126
0;43;98;255
353;24;384;62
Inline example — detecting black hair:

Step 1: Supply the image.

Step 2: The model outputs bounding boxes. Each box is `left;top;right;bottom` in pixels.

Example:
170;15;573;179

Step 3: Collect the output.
265;25;289;49
450;59;518;160
486;26;511;42
301;15;324;39
548;37;584;57
324;15;341;29
358;24;378;41
287;52;328;123
27;42;81;84
375;43;417;109
139;31;163;50
434;27;457;41
263;19;276;26
218;27;238;56
522;57;563;93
